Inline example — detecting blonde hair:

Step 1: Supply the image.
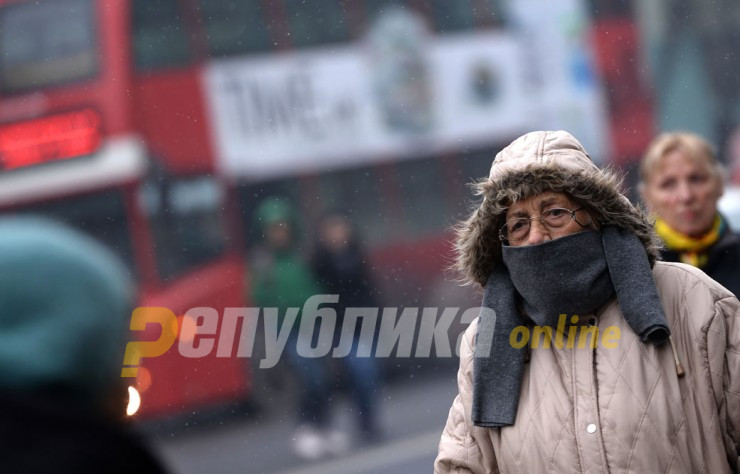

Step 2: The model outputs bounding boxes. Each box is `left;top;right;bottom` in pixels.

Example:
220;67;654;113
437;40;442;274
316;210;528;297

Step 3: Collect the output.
639;132;725;189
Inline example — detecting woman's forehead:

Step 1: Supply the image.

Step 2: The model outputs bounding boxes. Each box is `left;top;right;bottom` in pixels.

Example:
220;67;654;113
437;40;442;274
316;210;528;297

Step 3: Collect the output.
507;192;573;214
649;146;713;179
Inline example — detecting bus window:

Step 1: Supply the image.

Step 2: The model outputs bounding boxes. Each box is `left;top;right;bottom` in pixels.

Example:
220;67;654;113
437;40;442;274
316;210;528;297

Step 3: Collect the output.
474;0;506;28
282;0;350;48
445;146;500;216
317;166;392;248
589;0;633;19
428;0;478;33
131;0;192;71
460;146;498;185
140;176;228;282
427;0;504;32
198;0;272;57
0;0;97;93
396;157;448;237
11;190;136;277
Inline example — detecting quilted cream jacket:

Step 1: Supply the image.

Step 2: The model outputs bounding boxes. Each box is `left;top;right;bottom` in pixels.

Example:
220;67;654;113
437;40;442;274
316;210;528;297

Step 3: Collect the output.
436;262;740;473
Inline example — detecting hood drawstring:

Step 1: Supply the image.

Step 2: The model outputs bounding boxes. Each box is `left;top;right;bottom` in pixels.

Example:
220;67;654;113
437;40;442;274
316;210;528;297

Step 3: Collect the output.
668;336;685;378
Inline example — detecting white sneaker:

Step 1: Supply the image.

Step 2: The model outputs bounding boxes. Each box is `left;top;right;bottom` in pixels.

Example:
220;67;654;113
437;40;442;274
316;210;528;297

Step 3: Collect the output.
293;425;325;460
323;429;351;456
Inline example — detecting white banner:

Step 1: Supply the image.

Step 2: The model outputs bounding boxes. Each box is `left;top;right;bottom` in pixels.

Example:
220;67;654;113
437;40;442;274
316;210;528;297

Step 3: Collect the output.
204;30;530;178
504;0;609;164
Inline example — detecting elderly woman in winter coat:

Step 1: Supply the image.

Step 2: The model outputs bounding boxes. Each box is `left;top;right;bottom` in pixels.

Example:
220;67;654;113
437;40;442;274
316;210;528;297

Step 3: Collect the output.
435;131;740;473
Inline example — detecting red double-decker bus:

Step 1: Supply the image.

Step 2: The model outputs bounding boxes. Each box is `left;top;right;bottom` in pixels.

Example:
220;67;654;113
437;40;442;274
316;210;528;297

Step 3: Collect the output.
1;0;638;419
0;0;249;419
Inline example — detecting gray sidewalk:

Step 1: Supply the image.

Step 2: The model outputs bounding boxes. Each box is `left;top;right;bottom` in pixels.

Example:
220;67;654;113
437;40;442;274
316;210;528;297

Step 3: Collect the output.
149;371;459;474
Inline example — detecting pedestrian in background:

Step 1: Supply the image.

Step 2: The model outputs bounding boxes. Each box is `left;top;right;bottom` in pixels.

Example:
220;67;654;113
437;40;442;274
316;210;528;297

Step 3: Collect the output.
250;197;343;460
311;211;382;444
0;216;166;474
640;131;740;296
436;130;740;472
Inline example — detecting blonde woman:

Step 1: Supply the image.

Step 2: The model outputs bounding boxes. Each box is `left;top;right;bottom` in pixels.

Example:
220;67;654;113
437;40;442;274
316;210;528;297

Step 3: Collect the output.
640;131;740;296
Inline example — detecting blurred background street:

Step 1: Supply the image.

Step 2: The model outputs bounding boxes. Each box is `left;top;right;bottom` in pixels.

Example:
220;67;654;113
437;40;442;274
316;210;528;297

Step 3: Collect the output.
152;373;457;474
0;0;739;472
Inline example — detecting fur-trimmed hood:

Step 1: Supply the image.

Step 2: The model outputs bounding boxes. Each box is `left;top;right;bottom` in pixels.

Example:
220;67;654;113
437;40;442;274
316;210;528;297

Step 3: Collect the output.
454;131;662;287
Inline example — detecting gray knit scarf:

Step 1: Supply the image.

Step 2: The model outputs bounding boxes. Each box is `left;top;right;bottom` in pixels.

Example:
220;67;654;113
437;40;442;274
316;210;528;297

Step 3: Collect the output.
471;226;670;428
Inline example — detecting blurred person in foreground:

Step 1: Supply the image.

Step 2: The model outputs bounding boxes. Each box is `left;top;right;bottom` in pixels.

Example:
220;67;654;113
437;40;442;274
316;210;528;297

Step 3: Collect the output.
251;197;346;460
640;131;740;296
435;131;740;472
0;216;166;474
311;211;382;444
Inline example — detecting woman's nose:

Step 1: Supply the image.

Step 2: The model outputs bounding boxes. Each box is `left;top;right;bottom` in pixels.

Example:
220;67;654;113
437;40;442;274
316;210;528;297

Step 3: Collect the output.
526;219;549;245
676;180;695;203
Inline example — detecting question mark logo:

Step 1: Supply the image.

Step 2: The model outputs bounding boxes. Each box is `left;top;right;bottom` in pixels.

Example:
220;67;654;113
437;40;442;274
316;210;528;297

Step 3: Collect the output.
121;307;178;377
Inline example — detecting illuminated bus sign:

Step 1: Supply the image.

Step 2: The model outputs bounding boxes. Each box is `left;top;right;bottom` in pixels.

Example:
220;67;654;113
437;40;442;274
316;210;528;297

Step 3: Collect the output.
0;109;102;171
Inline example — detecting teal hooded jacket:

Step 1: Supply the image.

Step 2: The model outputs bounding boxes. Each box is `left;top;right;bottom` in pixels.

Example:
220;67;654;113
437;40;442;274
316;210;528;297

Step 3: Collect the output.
0;216;133;399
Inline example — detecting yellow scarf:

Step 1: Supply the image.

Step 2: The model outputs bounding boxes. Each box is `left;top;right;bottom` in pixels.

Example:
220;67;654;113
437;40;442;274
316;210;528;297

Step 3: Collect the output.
655;215;723;268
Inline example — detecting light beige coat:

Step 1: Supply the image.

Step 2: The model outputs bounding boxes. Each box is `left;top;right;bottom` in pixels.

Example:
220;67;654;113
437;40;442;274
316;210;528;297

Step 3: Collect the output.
436;262;740;473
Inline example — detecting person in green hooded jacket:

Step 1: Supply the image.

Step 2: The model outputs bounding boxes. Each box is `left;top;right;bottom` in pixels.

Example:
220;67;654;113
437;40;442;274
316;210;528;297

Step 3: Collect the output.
251;197;321;327
250;197;343;460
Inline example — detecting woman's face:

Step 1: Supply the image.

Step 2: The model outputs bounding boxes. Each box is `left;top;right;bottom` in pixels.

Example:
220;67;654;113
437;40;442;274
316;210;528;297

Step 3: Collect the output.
642;149;722;237
320;215;351;252
504;191;592;247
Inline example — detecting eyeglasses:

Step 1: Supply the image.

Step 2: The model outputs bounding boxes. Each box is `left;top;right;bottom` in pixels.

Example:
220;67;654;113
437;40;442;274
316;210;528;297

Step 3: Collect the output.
499;207;587;244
